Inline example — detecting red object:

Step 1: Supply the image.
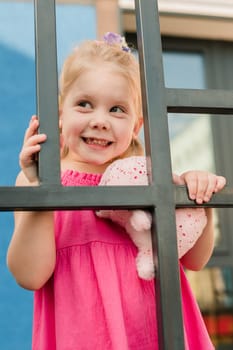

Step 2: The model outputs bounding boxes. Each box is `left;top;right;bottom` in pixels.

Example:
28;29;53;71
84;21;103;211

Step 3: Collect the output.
217;314;233;336
203;315;218;336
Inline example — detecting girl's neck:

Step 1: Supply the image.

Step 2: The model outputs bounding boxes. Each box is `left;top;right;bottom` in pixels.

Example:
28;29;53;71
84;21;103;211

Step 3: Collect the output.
61;157;111;174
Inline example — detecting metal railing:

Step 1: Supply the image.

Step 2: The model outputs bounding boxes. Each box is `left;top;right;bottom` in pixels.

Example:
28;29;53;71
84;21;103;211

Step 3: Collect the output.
1;0;233;349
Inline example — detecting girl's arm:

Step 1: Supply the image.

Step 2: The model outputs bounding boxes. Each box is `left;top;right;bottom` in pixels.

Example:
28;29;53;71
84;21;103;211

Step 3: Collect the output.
7;116;56;290
173;171;226;271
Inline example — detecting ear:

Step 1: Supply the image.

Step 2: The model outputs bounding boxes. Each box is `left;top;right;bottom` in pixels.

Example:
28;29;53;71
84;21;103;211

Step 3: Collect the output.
59;122;65;156
133;117;143;137
59;113;63;131
58;115;63;150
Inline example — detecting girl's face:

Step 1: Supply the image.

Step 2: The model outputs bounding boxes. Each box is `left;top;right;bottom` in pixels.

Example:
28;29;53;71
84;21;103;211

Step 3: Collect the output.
60;65;142;173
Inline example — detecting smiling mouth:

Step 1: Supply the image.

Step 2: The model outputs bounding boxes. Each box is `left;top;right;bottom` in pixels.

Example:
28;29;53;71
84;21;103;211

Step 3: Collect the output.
82;137;112;147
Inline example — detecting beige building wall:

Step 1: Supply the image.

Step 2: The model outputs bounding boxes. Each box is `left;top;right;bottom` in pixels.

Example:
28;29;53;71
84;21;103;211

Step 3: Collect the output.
95;0;120;39
121;0;233;42
123;11;233;42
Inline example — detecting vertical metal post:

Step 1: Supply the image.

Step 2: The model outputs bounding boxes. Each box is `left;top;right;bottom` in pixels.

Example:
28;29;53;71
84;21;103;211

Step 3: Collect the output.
34;0;60;185
135;0;185;348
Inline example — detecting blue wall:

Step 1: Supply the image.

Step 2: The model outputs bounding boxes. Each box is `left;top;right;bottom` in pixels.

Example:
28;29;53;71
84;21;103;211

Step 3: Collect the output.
0;2;96;349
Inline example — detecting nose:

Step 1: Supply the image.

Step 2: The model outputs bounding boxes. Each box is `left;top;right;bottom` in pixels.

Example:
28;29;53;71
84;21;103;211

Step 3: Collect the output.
89;113;110;130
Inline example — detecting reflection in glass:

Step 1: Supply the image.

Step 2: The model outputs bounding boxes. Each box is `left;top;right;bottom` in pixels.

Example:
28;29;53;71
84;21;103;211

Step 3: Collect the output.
163;52;215;170
186;266;233;348
163;51;214;171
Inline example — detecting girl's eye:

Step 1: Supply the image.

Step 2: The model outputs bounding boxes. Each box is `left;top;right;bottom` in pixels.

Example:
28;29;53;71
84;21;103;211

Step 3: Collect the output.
110;106;125;113
77;101;92;109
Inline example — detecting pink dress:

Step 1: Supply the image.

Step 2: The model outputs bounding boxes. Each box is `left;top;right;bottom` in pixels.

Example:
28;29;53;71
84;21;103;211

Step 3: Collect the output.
32;170;214;350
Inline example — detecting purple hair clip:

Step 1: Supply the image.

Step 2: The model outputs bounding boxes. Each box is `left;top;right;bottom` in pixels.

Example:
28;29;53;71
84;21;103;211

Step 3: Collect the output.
103;32;131;53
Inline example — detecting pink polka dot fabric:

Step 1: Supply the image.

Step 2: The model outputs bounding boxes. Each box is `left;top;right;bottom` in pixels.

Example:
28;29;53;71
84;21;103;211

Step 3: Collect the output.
99;156;207;259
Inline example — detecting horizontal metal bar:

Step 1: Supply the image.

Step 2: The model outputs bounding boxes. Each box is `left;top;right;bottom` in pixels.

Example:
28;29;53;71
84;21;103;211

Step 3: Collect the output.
0;185;232;211
0;185;154;211
175;186;233;207
166;88;233;114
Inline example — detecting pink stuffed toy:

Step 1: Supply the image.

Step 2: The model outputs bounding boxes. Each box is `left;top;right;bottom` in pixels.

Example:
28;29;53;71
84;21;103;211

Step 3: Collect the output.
96;156;207;280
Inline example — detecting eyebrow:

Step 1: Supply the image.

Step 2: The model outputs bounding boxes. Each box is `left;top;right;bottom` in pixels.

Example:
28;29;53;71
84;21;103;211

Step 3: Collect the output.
110;96;130;106
75;93;93;100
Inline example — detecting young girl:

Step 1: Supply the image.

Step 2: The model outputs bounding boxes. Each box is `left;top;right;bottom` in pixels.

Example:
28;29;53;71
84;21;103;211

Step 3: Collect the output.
7;33;226;350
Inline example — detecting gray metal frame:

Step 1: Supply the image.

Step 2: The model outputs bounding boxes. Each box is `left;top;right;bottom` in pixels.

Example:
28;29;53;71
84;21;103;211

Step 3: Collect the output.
1;1;233;349
162;37;233;268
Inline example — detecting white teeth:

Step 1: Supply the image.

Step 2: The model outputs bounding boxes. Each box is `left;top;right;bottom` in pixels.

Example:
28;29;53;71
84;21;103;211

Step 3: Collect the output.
85;138;109;146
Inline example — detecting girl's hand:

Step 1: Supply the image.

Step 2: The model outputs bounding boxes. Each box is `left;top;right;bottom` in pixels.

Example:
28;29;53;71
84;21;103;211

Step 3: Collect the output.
173;171;226;204
19;115;47;183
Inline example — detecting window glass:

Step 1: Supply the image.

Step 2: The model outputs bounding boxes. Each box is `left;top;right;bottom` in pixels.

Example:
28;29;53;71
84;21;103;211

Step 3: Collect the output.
163;51;205;89
163;51;233;349
163;51;215;174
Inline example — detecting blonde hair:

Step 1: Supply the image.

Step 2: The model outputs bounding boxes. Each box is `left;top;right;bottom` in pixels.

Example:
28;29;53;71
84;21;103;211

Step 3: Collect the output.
59;38;144;158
